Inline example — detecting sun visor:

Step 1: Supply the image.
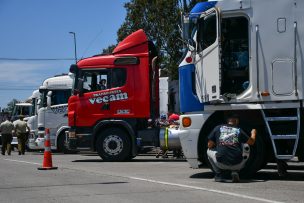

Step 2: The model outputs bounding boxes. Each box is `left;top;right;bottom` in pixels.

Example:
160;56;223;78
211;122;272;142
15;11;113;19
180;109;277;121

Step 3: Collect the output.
189;1;217;20
112;29;148;54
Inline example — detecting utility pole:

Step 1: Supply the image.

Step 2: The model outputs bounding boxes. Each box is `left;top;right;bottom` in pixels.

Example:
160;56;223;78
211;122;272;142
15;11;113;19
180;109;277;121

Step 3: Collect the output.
69;32;77;63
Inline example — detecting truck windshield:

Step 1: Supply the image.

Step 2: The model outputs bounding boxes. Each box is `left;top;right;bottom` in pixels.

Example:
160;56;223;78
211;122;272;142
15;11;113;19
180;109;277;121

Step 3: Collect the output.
11;104;33;121
40;89;71;107
50;90;71;105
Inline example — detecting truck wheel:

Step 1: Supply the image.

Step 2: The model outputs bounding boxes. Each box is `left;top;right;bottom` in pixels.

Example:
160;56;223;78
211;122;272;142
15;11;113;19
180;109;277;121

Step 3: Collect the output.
57;133;67;153
96;128;131;161
239;129;266;178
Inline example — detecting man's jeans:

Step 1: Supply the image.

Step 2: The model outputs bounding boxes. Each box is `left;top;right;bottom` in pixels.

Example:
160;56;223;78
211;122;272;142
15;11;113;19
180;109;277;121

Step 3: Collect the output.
207;146;249;173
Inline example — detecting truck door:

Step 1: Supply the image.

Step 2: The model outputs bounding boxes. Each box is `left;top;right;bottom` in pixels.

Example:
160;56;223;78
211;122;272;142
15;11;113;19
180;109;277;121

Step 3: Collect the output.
77;69;111;126
45;89;70;145
77;68;132;127
195;8;221;103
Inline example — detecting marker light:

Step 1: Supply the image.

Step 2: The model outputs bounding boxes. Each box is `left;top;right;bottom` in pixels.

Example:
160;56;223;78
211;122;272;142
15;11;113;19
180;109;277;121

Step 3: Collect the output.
182;117;192;128
261;91;270;97
185;56;192;63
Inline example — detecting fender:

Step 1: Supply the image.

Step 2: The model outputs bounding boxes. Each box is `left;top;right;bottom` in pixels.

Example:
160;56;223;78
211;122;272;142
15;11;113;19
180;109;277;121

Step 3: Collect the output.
93;120;137;156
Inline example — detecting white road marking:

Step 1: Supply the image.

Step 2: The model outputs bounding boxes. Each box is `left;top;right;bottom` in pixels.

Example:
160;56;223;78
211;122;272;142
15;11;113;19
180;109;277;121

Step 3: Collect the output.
2;158;40;165
128;176;284;203
1;158;284;203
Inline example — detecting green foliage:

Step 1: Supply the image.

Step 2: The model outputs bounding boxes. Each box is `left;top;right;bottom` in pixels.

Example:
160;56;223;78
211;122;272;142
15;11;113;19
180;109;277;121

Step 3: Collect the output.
114;0;206;79
102;44;116;54
3;99;19;113
117;0;187;79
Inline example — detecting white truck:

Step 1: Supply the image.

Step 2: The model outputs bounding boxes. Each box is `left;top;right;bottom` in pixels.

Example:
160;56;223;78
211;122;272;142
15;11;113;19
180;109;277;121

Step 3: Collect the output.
36;74;72;152
26;90;42;150
11;102;33;121
10;102;34;149
175;0;304;177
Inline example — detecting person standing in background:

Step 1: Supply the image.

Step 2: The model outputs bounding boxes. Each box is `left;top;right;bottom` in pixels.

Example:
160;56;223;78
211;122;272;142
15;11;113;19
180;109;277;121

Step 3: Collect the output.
0;116;14;155
13;115;30;155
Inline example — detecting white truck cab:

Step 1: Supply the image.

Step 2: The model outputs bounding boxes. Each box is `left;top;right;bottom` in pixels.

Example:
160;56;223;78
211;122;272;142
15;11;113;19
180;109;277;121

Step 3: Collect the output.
10;102;34;149
37;74;72;152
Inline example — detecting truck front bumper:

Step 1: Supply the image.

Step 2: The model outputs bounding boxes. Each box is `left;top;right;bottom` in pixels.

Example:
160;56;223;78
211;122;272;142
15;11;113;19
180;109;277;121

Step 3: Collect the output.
174;128;201;169
28;137;45;150
176;113;213;169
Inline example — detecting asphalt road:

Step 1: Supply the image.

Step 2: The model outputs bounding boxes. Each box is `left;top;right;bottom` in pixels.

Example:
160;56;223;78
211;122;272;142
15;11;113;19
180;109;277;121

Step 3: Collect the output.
0;151;303;203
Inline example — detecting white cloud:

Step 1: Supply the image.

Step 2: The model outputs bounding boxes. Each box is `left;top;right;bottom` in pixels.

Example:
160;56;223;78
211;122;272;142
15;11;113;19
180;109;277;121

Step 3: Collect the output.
0;62;49;85
0;61;71;108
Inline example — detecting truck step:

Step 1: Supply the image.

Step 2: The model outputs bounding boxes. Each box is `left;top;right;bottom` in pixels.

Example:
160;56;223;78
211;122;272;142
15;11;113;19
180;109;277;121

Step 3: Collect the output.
261;108;300;160
271;134;297;139
265;116;298;121
276;155;294;160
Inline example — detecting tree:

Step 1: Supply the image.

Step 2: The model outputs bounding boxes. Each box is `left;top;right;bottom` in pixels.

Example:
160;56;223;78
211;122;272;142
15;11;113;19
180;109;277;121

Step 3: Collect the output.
117;0;185;79
102;44;116;54
117;0;205;79
3;99;19;113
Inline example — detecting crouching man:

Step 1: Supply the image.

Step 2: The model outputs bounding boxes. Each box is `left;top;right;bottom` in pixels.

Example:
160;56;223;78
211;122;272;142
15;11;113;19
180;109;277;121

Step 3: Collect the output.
207;114;256;182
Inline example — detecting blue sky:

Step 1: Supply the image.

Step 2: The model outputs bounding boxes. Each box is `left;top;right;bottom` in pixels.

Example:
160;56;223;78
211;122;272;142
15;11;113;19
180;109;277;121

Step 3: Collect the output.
0;0;128;109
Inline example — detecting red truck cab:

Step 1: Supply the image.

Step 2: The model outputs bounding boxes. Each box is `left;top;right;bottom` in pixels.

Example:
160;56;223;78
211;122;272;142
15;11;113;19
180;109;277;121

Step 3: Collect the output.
68;30;160;161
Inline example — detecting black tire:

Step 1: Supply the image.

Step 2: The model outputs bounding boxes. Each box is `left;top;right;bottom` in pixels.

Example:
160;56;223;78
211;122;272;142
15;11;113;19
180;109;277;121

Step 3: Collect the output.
96;128;131;161
239;130;266;178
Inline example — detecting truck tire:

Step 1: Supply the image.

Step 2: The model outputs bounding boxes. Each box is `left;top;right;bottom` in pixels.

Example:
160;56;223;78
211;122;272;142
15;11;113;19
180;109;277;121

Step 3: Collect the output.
57;133;67;153
239;132;266;178
96;128;131;161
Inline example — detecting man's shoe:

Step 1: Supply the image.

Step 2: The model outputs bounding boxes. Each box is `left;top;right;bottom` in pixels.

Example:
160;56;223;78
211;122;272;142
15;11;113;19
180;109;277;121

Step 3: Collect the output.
214;173;226;182
278;167;288;177
1;152;5;155
18;152;21;155
231;172;240;183
277;160;288;177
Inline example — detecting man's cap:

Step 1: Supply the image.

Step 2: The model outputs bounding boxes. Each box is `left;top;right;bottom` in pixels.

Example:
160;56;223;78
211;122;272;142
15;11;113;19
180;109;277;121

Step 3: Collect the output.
226;113;239;120
169;113;179;121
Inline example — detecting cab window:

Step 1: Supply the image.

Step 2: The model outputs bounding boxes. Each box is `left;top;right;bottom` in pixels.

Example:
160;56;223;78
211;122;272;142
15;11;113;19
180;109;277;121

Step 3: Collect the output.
197;12;216;52
81;68;127;93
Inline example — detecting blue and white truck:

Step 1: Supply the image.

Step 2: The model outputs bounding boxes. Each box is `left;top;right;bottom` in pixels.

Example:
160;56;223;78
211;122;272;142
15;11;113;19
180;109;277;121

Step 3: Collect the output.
174;0;304;177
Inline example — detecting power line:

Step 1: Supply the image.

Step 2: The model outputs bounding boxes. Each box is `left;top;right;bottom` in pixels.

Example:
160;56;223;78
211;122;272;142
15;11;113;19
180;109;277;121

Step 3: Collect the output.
81;27;104;59
0;88;36;91
0;58;74;61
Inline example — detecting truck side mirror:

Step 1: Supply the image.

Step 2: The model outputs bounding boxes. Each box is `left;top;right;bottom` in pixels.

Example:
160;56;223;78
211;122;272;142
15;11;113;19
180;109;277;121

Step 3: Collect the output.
187;39;196;52
37;99;41;113
77;78;84;96
47;91;52;108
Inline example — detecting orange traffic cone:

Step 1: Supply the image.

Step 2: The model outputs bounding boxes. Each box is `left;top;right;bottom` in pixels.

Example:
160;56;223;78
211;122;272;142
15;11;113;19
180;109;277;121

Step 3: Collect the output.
38;128;58;170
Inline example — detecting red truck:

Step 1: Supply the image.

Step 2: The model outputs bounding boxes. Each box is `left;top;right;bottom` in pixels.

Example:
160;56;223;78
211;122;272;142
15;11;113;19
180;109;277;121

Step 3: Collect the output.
67;29;181;161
